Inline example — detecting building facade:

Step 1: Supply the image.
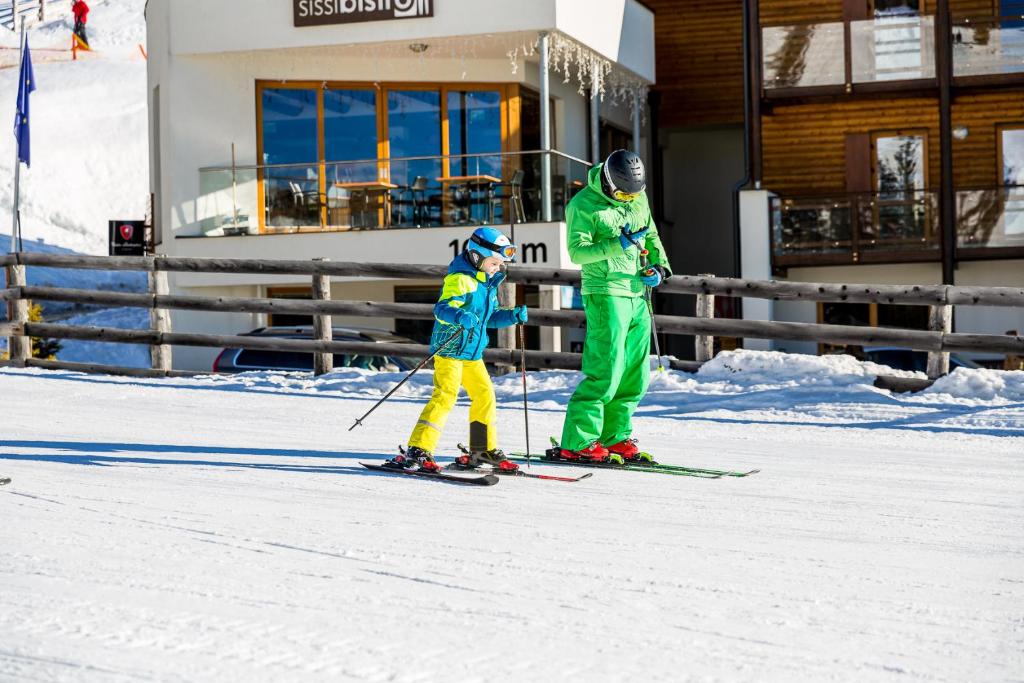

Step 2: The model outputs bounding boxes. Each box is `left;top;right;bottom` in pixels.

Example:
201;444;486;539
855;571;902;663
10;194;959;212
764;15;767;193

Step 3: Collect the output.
740;0;1024;360
145;0;655;370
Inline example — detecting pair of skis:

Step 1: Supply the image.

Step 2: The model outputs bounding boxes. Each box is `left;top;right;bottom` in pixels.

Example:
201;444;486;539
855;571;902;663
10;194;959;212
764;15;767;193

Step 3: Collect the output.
360;445;595;487
506;438;760;479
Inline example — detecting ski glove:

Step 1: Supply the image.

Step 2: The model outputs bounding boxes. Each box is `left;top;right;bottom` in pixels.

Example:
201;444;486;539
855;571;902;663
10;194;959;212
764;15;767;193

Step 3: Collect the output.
618;224;650;252
454;309;479;330
639;265;667;288
512;305;528;324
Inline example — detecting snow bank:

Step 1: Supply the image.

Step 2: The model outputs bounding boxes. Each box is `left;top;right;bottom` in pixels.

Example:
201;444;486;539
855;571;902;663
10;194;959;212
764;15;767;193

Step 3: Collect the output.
923;367;1024;403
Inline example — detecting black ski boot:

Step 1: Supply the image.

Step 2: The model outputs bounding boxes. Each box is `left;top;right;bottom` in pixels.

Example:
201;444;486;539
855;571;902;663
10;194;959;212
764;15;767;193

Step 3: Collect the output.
385;446;442;473
454;447;519;473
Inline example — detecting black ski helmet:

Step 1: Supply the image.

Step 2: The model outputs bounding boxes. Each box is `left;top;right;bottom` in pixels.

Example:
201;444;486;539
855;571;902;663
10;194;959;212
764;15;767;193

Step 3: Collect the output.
601;149;646;199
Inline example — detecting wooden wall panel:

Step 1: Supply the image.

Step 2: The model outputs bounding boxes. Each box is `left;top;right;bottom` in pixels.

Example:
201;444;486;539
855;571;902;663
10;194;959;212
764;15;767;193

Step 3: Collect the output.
953;91;1024;187
760;0;843;26
949;0;999;16
649;0;745;127
761;98;940;195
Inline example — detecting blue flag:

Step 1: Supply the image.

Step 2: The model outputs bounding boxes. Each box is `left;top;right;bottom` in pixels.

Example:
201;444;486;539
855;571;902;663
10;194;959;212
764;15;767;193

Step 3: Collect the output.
14;33;35;167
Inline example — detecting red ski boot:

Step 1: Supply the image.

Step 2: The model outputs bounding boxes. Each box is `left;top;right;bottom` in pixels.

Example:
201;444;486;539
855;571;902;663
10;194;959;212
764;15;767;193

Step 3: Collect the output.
606;438;653;463
558;442;609;462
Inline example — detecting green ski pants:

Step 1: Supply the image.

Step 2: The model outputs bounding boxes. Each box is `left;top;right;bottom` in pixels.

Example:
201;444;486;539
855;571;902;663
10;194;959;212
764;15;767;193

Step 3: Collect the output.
560;294;651;451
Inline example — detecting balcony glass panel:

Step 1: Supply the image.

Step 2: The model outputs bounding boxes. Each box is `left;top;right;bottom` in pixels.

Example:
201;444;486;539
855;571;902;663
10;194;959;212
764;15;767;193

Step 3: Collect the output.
957;186;1024;249
953;17;1024;77
851;15;936;82
772;191;939;262
195;151;592;236
762;22;845;88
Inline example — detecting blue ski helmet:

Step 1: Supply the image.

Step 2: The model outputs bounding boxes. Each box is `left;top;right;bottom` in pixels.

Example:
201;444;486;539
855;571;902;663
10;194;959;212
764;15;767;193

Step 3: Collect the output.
464;226;516;269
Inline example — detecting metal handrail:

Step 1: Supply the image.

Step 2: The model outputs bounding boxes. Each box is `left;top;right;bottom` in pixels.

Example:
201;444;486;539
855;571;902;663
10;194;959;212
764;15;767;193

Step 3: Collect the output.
199;149;593;173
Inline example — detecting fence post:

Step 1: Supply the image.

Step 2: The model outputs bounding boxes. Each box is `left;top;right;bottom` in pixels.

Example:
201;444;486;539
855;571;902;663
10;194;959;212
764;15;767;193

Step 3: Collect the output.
695;273;715;363
926;303;952;379
312;257;333;376
6;264;30;365
494;279;515;373
148;258;172;372
38;0;44;22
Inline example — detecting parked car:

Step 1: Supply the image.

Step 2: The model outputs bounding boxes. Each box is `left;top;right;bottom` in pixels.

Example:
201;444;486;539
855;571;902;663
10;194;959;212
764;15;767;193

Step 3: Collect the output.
861;346;983;373
212;326;418;373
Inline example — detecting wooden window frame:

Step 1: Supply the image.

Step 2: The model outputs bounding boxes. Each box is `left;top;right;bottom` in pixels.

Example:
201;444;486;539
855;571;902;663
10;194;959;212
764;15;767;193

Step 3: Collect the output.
255;81;515;234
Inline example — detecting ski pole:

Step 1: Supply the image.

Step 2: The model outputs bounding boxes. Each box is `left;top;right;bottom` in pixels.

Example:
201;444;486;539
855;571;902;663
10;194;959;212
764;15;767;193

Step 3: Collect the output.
348;329;462;431
517;323;531;468
623;229;665;372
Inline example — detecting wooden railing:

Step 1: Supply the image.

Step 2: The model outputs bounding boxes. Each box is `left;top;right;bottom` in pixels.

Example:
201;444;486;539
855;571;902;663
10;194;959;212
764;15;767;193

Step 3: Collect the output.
3;253;1024;391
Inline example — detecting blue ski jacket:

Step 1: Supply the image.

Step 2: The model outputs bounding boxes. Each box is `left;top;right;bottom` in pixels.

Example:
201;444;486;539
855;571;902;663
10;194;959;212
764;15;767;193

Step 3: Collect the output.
429;253;519;361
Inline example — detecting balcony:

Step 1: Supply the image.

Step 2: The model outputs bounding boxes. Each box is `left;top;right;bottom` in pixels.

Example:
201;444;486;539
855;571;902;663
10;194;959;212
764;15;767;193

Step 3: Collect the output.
771;190;939;267
194;150;591;237
772;186;1024;267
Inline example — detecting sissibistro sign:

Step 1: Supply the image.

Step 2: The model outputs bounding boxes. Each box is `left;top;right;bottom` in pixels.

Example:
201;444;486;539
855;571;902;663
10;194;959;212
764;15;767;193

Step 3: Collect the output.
294;0;433;27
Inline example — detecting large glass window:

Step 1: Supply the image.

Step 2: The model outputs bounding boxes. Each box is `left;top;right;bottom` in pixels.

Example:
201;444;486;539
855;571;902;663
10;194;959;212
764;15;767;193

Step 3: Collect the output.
257;82;513;231
261;88;320;228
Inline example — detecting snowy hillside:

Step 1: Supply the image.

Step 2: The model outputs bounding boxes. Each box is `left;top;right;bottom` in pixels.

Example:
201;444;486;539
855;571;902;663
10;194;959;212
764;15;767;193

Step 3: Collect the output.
1;0;149;256
2;351;1022;681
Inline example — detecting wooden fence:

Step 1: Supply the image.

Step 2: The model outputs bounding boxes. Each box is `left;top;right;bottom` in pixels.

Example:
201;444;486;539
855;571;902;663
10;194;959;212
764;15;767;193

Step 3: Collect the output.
3;252;1024;392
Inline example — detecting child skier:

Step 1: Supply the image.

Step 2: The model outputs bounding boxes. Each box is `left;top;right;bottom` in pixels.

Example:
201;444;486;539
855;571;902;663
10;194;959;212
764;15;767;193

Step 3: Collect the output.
386;226;528;474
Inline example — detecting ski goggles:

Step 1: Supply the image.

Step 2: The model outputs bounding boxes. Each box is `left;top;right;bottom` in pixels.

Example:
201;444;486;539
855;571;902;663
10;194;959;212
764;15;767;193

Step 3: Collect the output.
471;233;517;260
612;189;644;202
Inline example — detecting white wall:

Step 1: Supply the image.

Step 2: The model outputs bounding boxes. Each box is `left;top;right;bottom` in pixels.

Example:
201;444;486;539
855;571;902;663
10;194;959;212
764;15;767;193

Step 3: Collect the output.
154;0;654;82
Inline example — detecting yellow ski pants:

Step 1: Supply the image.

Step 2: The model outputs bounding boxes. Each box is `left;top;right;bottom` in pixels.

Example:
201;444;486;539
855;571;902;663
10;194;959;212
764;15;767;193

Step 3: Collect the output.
408;357;497;453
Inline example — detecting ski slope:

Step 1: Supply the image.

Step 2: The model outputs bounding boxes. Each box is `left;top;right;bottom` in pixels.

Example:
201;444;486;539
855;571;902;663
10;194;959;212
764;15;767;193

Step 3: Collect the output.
2;352;1022;681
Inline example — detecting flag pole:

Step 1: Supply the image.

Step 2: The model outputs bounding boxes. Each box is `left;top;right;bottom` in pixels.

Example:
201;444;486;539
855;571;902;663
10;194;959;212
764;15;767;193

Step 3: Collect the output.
11;17;26;254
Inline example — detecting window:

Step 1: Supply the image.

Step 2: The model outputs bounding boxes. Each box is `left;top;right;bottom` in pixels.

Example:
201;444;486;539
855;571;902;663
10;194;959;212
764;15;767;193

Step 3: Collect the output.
257;82;514;232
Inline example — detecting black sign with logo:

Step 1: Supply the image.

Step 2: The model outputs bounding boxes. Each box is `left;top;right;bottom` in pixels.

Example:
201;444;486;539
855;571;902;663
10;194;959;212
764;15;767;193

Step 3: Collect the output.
109;220;147;256
294;0;433;27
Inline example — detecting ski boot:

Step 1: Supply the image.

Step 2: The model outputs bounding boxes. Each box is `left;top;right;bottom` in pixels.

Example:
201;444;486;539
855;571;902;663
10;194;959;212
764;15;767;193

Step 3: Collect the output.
605;438;654;464
557;442;610;463
454;447;519;473
385;446;442;473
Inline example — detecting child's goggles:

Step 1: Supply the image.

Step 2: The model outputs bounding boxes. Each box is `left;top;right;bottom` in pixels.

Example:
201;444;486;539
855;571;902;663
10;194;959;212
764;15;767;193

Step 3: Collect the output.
471;233;517;260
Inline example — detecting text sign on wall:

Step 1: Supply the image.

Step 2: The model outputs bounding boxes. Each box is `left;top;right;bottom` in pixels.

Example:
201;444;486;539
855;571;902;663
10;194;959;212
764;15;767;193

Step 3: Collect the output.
294;0;433;27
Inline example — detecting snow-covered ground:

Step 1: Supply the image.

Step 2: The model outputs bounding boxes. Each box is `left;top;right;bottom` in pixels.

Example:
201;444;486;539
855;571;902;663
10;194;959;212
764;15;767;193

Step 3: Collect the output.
2;351;1022;681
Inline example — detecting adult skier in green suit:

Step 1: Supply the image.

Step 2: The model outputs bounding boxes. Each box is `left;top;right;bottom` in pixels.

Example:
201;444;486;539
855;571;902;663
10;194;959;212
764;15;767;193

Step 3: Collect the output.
558;149;672;462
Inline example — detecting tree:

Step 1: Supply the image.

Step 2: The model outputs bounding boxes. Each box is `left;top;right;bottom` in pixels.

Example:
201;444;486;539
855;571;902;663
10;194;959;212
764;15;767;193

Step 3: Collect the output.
1;302;62;361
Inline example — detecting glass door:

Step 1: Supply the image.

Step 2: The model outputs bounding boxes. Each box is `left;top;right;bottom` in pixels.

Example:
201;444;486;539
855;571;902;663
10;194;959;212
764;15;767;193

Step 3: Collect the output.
872;131;927;243
1000;126;1024;239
